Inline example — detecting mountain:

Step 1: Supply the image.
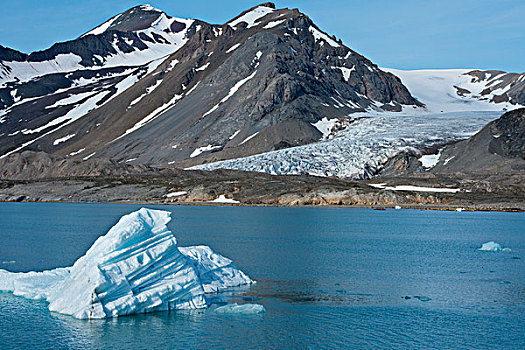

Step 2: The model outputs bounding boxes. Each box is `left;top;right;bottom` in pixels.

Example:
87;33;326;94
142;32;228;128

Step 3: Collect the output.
0;3;523;181
431;108;525;175
0;3;420;165
0;4;202;156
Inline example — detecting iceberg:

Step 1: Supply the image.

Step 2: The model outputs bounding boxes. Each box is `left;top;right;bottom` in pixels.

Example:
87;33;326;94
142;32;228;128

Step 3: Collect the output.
214;303;266;315
0;208;253;319
478;241;511;252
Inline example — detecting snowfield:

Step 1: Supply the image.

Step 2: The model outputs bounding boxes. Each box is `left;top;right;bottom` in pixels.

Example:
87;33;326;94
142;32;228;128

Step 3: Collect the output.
191;111;503;178
383;68;520;113
0;208;253;319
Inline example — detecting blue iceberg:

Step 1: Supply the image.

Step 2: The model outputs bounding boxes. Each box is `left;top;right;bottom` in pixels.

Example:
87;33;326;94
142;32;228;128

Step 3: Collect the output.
0;208;253;319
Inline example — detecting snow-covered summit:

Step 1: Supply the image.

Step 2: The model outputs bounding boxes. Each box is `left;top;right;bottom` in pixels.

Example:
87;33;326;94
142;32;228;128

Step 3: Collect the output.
0;208;253;319
1;5;197;85
81;4;177;37
227;3;277;29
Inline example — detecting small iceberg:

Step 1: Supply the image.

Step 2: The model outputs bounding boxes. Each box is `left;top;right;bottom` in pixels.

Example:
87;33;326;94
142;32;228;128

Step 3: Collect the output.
478;241;511;252
0;208;253;319
214;303;265;315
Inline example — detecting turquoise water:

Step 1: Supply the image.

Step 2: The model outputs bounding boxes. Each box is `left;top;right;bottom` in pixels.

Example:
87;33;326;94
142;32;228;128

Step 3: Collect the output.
0;202;524;349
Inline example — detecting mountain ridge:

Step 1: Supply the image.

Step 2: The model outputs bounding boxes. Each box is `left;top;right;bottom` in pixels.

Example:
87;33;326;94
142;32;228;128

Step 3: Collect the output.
0;3;420;167
0;2;523;180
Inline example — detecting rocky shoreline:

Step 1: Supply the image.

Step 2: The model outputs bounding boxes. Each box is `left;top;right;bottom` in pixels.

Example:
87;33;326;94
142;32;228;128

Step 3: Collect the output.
1;171;523;212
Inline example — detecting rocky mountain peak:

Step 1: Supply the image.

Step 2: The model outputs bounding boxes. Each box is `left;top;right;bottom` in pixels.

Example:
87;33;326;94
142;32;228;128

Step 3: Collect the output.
3;2;521;179
80;4;188;37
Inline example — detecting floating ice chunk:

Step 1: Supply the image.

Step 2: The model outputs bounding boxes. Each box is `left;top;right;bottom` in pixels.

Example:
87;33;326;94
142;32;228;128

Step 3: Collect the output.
0;208;253;319
214;303;265;315
180;246;251;293
478;241;511;252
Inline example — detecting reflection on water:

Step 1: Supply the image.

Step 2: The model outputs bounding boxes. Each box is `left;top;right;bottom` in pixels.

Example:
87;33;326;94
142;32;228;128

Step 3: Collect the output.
0;203;524;349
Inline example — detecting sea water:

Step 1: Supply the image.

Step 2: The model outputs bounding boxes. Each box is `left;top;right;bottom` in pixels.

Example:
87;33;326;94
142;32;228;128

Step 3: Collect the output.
0;202;523;349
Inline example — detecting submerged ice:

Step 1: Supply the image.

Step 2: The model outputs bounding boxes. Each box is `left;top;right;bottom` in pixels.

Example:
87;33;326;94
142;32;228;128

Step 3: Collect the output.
0;208;253;319
214;303;266;315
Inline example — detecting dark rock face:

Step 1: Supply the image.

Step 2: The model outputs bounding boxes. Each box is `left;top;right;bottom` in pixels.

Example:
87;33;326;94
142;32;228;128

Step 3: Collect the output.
1;3;421;168
465;70;525;106
0;151;159;180
432;108;525;175
0;45;25;61
101;5;165;32
489;108;525;159
378;149;423;177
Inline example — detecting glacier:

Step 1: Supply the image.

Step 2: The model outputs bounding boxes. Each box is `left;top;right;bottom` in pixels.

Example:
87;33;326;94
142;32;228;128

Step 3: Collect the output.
191;111;503;178
0;208;253;319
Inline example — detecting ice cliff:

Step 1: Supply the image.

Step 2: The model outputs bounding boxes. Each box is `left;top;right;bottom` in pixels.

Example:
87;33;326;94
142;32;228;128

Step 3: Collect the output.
0;208;253;319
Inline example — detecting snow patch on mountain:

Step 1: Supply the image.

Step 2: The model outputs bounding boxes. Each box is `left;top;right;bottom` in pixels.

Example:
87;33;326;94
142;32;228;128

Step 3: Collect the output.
226;43;241;53
2;54;83;84
312;117;338;139
333;66;355;82
419;151;441;169
369;183;460;193
45;91;96;109
82;14;123;37
228;5;275;29
53;134;76;146
309;26;340;47
191;144;221;158
116;93;183;141
209;195;240;204
264;19;287;29
202;70;257;119
240;132;259;145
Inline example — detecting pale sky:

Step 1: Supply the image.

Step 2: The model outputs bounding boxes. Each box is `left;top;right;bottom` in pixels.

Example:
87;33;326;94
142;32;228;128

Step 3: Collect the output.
0;0;523;72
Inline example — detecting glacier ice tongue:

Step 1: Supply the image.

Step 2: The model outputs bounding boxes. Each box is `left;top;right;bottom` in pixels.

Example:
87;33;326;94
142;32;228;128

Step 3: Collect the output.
0;208;253;319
